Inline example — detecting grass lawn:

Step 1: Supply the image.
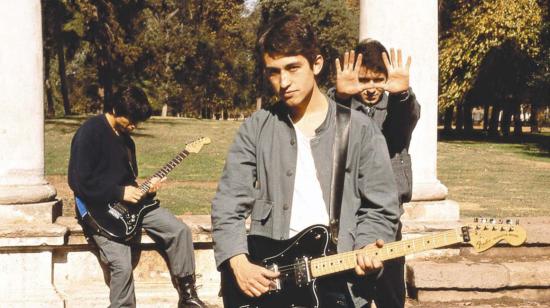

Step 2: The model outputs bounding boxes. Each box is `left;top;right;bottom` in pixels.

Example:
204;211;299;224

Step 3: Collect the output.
438;131;550;217
46;116;549;217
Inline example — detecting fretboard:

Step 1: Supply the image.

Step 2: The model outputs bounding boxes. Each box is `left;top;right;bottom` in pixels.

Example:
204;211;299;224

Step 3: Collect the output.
137;149;190;194
310;228;464;278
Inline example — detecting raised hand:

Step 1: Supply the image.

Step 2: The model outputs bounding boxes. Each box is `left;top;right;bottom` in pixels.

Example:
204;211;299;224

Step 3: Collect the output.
335;50;372;99
379;48;411;94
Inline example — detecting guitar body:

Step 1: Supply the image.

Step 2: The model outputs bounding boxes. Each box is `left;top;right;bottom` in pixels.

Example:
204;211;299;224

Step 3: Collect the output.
76;137;211;242
220;219;528;308
222;225;333;308
85;198;160;242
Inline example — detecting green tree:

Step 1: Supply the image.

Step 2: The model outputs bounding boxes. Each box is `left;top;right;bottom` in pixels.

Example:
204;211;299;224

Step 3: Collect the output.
439;0;544;134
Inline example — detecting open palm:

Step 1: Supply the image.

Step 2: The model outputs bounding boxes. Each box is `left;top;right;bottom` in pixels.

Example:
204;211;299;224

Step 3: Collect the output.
335;50;369;98
380;48;411;93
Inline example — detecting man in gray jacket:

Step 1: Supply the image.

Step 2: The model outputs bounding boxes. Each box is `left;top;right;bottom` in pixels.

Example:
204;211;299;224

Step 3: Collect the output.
211;15;400;307
329;39;421;307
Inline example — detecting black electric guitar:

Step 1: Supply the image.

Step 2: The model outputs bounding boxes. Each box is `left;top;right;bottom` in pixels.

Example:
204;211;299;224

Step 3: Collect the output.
221;219;527;308
77;137;211;242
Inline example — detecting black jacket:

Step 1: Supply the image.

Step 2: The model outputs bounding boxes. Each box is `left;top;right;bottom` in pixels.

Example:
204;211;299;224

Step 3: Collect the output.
328;88;420;205
68;114;138;207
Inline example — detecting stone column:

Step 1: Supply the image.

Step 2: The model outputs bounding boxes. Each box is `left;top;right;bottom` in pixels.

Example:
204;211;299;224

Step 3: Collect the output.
0;0;59;224
360;0;459;221
0;1;65;307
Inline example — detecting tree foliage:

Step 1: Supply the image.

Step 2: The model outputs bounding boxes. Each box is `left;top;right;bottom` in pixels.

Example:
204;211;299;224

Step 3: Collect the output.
439;0;544;110
42;0;358;117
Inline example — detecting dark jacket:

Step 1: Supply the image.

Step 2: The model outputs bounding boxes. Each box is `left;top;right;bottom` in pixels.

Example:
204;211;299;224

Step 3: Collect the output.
68;114;137;207
328;88;421;206
211;96;400;268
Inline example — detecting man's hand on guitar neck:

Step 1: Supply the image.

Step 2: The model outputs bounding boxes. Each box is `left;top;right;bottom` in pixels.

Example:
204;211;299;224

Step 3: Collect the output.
229;254;280;298
355;239;384;276
147;176;166;194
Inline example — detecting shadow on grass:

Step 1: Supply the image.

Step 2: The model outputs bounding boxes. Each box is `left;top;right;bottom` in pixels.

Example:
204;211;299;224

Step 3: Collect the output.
438;128;550;159
46;115;155;138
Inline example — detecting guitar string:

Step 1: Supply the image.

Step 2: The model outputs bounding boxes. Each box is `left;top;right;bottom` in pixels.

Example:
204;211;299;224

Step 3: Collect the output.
269;229;461;273
139;150;189;192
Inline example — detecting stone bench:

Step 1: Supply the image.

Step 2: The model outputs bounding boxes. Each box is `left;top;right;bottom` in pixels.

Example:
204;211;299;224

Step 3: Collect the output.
2;215;549;307
0;215;222;308
405;217;550;304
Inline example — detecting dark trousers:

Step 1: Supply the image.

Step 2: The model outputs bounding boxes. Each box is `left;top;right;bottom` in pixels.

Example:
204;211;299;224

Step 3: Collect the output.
349;223;405;308
91;207;196;308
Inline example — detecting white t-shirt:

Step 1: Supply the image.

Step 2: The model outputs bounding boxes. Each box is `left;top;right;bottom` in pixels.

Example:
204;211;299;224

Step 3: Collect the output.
288;126;329;237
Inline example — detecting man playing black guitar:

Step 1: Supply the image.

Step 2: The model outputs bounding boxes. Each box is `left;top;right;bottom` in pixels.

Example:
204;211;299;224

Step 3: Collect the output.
68;86;207;308
211;15;400;307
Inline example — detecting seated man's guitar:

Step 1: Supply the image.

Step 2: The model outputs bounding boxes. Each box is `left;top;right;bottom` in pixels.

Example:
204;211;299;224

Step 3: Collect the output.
77;137;211;242
221;219;527;308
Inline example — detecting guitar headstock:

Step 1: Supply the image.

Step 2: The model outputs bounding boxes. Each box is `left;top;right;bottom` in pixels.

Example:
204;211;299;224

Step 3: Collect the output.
465;218;527;252
185;137;211;153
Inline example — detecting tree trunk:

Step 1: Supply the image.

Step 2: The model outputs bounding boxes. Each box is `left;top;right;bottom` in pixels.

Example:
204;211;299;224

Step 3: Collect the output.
513;104;522;137
530;104;540;133
44;48;55;118
443;106;453;132
99;64;113;113
483;103;490;131
489;105;501;137
55;19;71;116
501;104;512;137
464;105;473;133
455;103;464;132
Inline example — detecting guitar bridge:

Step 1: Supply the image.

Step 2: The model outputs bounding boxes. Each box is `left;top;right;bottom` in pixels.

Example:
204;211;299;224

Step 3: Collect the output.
266;264;281;292
294;256;311;287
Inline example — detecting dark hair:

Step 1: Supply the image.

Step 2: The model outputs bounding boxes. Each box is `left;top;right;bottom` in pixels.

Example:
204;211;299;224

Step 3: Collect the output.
356;39;389;77
112;86;152;123
257;15;321;69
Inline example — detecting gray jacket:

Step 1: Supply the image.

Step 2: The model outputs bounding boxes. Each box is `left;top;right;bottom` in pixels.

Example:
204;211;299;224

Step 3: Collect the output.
211;97;400;269
328;88;421;206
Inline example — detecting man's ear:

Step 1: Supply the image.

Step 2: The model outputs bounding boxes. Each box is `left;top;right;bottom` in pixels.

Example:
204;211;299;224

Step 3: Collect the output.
313;55;324;76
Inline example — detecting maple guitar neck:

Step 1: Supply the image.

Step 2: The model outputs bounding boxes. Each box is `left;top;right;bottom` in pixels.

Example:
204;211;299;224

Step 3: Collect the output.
310;228;466;278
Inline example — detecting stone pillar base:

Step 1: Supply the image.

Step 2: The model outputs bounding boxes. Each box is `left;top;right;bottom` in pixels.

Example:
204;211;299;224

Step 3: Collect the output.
402;199;460;222
0;199;61;224
0;250;65;308
0;289;64;308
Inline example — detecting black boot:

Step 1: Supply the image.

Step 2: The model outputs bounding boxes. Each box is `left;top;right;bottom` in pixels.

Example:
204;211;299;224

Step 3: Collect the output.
174;274;208;308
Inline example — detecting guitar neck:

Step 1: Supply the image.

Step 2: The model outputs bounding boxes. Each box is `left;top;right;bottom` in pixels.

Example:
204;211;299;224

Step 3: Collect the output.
137;149;190;194
310;228;464;278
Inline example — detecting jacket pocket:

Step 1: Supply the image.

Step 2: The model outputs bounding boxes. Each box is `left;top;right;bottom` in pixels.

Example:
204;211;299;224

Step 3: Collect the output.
250;199;274;224
391;153;413;203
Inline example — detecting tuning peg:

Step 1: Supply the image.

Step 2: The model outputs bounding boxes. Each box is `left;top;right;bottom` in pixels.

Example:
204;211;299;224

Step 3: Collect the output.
474;217;479;223
498;219;503;224
506;219;512;224
489;218;496;224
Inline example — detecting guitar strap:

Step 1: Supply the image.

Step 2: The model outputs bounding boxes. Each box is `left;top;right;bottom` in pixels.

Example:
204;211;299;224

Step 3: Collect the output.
329;103;351;245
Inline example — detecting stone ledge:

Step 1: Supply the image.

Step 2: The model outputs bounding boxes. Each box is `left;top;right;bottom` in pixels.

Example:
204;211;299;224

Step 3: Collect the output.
414;288;550;303
0;223;67;247
58;282;222;308
407;258;550;289
403;217;550;246
55;215;214;245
